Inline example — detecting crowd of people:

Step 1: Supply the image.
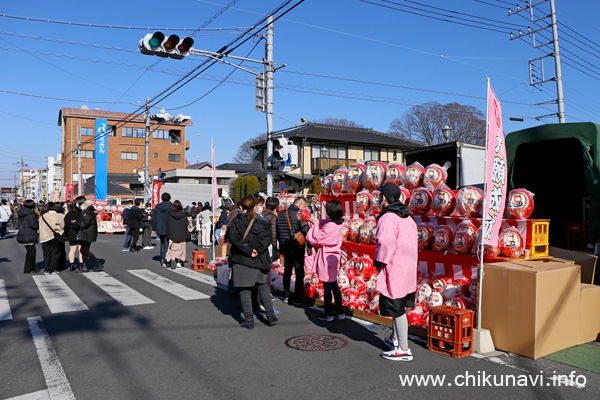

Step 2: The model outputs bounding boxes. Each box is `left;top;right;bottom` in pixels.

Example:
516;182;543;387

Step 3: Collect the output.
6;183;418;362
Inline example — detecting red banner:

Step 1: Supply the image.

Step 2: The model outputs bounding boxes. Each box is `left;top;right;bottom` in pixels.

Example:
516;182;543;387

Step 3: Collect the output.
152;179;163;209
65;183;75;203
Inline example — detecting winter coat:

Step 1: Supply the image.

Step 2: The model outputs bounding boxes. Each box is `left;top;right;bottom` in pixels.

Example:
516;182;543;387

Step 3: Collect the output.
80;206;98;243
166;210;188;243
198;209;212;226
64;211;81;242
374;203;418;300
306;220;345;283
152;202;171;236
127;206;143;230
262;209;278;249
16;207;39;244
0;204;10;222
142;208;152;228
229;213;272;271
122;206;131;226
39;211;65;243
215;210;227;229
276;204;309;254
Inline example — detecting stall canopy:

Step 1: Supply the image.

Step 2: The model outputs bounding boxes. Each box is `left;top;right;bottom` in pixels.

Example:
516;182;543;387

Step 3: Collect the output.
506;122;600;245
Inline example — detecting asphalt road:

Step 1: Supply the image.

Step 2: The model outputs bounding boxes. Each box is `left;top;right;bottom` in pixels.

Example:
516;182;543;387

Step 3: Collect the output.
0;227;599;400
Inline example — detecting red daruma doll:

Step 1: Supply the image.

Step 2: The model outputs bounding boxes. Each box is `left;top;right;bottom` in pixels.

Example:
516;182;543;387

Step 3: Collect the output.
362;161;387;192
399;185;411;205
331;167;348;195
431;183;456;217
355;190;371;214
455;186;484;218
348;218;364;242
453;221;477;254
369;190;382;214
423;162;451;192
408;187;432;215
472;227;501;257
323;174;333;194
347;163;366;193
506;189;535;219
385;162;405;186
401;161;425;191
499;227;525;259
431;225;454;252
297;208;312;222
416;222;435;251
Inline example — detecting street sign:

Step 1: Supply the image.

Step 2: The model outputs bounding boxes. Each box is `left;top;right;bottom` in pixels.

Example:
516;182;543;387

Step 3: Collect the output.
279;181;285;192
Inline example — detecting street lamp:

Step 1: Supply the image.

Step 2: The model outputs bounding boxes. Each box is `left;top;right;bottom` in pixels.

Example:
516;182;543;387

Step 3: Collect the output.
442;125;452;143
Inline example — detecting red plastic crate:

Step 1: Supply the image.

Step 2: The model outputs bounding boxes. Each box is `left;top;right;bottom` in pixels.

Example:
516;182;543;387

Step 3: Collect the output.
192;250;206;271
428;305;474;358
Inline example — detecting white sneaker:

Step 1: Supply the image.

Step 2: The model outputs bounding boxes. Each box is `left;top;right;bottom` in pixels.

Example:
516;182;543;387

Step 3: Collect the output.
381;347;413;361
143;246;154;250
176;263;182;268
384;334;399;350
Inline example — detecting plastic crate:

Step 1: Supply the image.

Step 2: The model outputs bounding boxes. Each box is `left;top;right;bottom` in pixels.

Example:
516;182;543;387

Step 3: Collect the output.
427;305;474;358
529;220;550;258
192;250;206;271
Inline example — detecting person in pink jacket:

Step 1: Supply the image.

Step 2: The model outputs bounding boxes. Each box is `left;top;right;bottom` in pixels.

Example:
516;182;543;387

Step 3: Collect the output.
374;182;418;361
306;200;346;322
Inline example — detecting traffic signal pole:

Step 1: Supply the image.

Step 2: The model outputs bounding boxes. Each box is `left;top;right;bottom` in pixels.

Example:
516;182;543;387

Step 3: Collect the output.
265;15;274;197
144;97;151;205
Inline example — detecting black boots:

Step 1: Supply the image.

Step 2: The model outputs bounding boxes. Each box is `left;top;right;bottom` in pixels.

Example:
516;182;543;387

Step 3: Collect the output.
266;313;278;326
240;318;254;330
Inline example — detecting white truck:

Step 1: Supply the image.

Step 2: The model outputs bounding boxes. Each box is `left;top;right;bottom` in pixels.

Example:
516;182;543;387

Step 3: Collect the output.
159;183;233;209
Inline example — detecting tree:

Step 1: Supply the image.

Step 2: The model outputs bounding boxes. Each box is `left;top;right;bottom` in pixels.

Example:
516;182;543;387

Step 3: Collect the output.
308;175;325;194
312;117;364;128
232;133;267;164
388;102;486;146
234;176;261;202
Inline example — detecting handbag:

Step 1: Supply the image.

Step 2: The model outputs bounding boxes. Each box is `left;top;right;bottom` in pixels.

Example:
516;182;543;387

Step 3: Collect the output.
286;209;305;247
75;225;87;242
42;215;66;244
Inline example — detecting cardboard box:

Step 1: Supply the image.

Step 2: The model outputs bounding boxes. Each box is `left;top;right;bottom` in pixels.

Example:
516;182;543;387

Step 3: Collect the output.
549;246;597;284
580;284;600;344
482;261;581;359
216;245;227;258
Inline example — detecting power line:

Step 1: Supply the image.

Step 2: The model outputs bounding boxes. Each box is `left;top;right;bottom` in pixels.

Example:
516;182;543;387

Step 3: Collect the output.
0;89;136;104
0;110;56;125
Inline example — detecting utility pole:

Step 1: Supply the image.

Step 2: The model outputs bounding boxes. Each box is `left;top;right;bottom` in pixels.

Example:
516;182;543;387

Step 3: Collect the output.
508;0;565;123
144;97;151;205
19;156;24;199
77;127;82;196
265;15;275;197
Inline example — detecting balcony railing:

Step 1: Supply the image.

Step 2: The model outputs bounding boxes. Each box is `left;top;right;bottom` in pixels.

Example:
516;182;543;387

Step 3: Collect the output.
310;158;356;174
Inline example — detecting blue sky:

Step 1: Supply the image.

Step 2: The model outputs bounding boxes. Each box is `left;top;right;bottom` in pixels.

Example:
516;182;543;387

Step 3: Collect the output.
1;0;599;187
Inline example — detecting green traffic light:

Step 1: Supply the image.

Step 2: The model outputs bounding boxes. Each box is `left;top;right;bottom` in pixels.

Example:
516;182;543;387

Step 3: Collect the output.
149;37;161;48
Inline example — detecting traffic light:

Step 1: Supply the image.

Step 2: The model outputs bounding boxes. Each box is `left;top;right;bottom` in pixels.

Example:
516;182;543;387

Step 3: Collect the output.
270;138;298;170
149;112;171;123
139;32;194;60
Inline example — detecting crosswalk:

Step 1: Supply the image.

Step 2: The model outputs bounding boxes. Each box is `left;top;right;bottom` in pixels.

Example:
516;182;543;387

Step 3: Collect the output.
0;268;218;321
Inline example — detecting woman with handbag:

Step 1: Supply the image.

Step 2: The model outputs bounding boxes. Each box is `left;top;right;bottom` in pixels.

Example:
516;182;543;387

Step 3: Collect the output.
64;202;84;272
165;200;188;269
39;202;65;274
229;195;278;330
16;199;40;274
76;197;104;272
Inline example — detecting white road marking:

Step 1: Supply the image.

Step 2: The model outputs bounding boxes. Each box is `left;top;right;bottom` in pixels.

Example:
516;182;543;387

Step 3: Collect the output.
0;279;13;321
83;272;155;306
5;389;50;400
168;267;217;288
32;275;88;314
27;316;76;400
128;269;209;300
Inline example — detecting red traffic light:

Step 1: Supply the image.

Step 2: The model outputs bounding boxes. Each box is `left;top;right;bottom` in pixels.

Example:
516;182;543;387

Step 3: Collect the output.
178;37;194;53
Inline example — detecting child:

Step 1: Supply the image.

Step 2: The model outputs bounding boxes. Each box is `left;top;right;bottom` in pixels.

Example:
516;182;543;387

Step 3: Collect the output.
306;200;346;322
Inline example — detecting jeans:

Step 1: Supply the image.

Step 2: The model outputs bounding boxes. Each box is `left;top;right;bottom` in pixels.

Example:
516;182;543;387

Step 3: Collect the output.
122;226;131;249
24;244;36;273
0;221;7;237
158;234;168;263
323;281;343;316
282;249;305;300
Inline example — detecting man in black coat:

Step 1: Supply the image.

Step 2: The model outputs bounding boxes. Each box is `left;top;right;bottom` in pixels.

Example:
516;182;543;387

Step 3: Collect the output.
152;192;172;266
276;196;310;305
128;199;144;252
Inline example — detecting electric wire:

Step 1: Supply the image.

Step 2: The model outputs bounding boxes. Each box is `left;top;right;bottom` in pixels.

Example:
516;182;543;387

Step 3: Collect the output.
0;89;137;105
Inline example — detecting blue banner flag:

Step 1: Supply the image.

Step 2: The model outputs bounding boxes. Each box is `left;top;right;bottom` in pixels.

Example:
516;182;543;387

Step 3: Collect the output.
95;119;108;199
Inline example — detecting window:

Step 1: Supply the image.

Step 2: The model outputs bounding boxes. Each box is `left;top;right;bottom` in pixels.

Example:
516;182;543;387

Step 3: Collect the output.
121;152;138;160
170;130;181;145
168;154;181;162
79;150;94;158
81;127;93;136
364;148;380;161
338;146;347;159
154;153;158;158
312;145;346;159
107;126;116;136
122;127;145;137
152;129;169;140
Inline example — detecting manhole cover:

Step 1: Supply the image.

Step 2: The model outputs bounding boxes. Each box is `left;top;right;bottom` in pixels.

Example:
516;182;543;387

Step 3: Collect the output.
367;324;390;333
285;334;348;351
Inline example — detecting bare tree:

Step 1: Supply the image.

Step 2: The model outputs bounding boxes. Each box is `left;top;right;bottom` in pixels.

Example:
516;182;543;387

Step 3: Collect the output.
232;133;267;164
312;117;364;128
388;102;486;146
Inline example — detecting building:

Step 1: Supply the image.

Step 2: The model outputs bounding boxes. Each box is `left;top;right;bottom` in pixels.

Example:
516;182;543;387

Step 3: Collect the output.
163;162;236;186
252;123;424;192
57;106;193;187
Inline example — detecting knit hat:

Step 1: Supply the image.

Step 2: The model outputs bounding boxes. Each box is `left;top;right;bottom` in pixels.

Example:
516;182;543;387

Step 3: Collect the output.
380;182;401;203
